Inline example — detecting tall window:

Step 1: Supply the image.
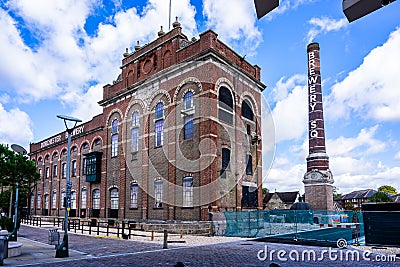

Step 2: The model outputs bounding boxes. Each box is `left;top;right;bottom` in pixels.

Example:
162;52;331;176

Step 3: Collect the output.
53;164;58;177
52;191;57;209
62;163;66;178
183;91;193;110
111;134;118;157
30;194;34;208
132;111;139;153
110;188;119;209
221;148;230;178
71;191;77;209
155;102;164;147
61;190;65;208
72;160;77;176
154;180;163;208
37;193;41;208
44;194;49;209
39;168;42;179
246;154;253;175
183;177;193;207
111;119;118;157
92;189;100;209
218;87;233;124
45;167;50;178
81;188;87;209
130;183;138;209
242;100;254;121
184;115;193;140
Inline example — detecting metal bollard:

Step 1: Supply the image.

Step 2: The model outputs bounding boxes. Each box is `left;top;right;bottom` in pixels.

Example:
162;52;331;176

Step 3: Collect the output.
163;230;168;249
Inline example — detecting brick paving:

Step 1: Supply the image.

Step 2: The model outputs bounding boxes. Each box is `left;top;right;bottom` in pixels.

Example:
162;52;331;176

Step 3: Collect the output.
9;225;399;266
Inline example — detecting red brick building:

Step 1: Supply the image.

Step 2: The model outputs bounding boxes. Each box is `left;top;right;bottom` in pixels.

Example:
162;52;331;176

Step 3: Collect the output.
29;20;265;221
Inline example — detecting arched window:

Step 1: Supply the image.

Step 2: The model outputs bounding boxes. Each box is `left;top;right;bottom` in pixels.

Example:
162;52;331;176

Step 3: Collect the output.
81;188;87;209
154;180;163;208
218;87;233;124
183;91;193;110
110;188;119;209
61;190;65;208
183;177;193;207
130;183;138;209
92;189;100;209
132;111;139;127
246;154;253;175
71;191;77;209
155;102;164;147
111;119;119;157
52;191;57;209
221;148;230;178
112;119;118;133
242;100;254;121
131;111;139;153
37;193;41;208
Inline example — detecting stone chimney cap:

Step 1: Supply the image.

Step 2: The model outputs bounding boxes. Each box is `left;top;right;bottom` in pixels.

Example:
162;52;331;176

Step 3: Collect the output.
134;41;141;51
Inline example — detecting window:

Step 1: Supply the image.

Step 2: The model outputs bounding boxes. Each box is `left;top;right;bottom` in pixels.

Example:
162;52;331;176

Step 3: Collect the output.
246;155;253;175
30;194;34;208
81;188;87;209
71;191;77;209
242;100;254;121
132;111;139;127
184;115;193;140
37;193;41;208
112;119;118;133
72;160;77;176
53;164;58;177
110;188;119;209
155;102;164;147
130;183;138;209
155;120;164;147
84;152;102;182
183;177;193;207
111;134;118;157
82;143;89;149
131;127;139;152
44;194;49;209
39;168;42;178
155;102;164;119
183;91;193;110
61;191;65;208
92;189;100;209
61;163;66;178
222;148;230;170
218;87;233;124
154;180;163;208
52;191;57;209
45;167;50;178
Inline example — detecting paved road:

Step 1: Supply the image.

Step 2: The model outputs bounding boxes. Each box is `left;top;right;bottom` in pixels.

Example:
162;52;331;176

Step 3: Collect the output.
7;225;399;266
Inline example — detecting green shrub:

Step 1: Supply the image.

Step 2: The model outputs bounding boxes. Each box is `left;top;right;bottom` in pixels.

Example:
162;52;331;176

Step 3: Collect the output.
0;216;14;232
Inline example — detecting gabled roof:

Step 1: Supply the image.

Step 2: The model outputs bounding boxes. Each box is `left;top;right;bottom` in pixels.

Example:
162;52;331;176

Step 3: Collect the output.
263;191;299;204
337;189;377;200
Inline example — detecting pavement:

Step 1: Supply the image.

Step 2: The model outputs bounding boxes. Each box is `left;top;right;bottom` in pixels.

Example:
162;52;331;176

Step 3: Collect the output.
2;224;399;266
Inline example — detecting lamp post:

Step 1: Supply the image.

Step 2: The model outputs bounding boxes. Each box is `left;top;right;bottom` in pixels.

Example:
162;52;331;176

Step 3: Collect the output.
55;115;81;258
9;144;27;242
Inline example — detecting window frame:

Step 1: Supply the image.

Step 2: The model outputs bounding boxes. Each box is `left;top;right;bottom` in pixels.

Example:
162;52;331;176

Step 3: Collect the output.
183;177;194;207
92;189;100;209
154;180;163;208
130;183;138;209
110;188;119;210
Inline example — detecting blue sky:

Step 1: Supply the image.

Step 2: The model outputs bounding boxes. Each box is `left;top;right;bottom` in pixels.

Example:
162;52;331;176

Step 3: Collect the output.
0;0;399;195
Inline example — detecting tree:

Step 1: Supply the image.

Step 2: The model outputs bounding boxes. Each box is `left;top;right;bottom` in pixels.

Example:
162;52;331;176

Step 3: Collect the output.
369;191;393;203
0;144;40;216
378;185;397;195
262;188;269;195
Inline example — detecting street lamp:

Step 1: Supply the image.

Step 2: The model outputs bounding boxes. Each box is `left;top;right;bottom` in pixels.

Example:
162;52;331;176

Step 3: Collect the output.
9;144;27;242
55;115;81;258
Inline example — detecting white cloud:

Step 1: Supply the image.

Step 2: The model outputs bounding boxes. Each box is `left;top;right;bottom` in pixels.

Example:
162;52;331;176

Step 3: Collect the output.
327;125;386;157
265;0;317;20
203;0;261;56
264;161;305;192
269;75;308;142
307;17;348;43
0;0;198;106
395;152;400;161
0;104;33;147
326;27;400;122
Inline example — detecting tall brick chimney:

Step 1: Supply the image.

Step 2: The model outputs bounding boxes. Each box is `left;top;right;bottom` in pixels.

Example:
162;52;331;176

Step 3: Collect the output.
303;42;334;211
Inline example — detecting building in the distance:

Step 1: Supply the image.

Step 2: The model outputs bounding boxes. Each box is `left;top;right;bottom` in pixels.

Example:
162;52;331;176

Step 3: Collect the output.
29;19;265;221
335;189;377;210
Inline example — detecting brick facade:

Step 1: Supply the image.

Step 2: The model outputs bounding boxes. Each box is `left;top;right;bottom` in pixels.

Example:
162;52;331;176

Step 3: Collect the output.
29;21;265;221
